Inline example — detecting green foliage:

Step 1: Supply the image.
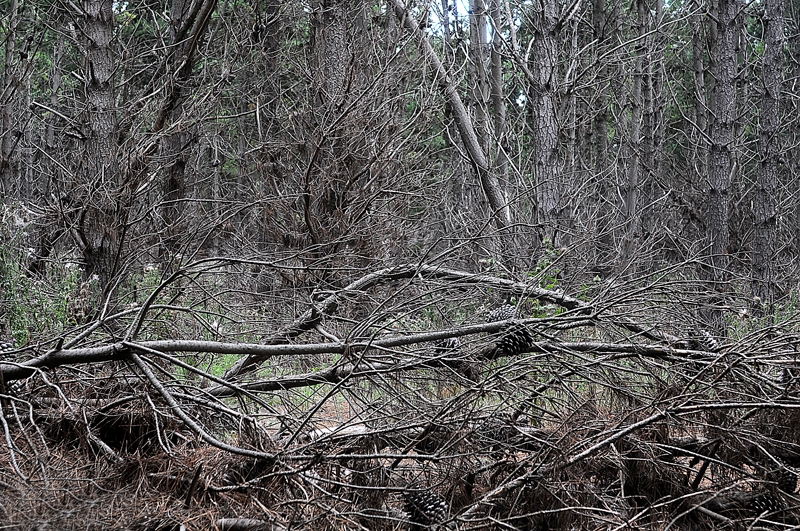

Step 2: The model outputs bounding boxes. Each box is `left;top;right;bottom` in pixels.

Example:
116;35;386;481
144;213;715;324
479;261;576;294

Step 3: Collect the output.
0;239;99;345
529;240;562;291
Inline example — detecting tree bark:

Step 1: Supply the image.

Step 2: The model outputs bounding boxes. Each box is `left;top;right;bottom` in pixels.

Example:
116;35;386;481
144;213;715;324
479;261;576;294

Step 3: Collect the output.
160;0;217;257
161;0;192;257
751;0;784;316
0;0;20;196
592;0;608;165
528;0;560;247
490;0;508;185
591;0;614;268
305;0;350;250
470;0;490;154
690;0;708;179
703;0;738;331
439;0;470;213
78;0;121;287
641;0;664;244
311;0;348;108
617;0;647;270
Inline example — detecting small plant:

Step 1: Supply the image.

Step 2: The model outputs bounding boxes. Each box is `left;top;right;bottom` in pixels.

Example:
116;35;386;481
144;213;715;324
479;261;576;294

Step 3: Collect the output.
0;242;91;344
528;240;562;291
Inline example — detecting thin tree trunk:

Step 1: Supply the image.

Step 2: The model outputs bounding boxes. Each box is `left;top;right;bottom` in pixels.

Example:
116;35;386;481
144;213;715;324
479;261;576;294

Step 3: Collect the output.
440;0;470;213
641;0;664;247
489;0;508;185
28;32;66;277
592;0;613;268
470;0;490;153
566;21;578;171
592;0;607;165
751;0;784;316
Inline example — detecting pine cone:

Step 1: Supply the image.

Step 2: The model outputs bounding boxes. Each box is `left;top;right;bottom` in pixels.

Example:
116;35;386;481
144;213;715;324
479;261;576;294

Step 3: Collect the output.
706;490;785;516
403;489;450;530
779;367;797;387
494;323;533;358
686;327;720;352
486;304;517;323
768;461;798;494
747;491;785;514
0;342;15;361
434;337;461;354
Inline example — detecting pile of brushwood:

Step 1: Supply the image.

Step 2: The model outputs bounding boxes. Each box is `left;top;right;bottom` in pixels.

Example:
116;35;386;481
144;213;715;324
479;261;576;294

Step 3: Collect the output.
2;261;800;530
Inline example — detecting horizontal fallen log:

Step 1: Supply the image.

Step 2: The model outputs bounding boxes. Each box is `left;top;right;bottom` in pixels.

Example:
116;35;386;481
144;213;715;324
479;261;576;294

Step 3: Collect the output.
0;330;761;386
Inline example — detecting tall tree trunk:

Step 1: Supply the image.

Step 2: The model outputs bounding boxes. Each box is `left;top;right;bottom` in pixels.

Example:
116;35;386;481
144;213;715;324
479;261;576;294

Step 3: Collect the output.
528;0;560;247
78;0;121;288
490;0;508;185
0;0;20;196
703;0;738;332
690;0;708;180
751;0;784;316
592;0;608;165
592;0;613;268
161;0;192;257
161;0;217;258
470;0;489;153
641;0;664;246
305;0;349;248
28;32;66;277
440;0;470;215
617;0;647;271
311;0;348;108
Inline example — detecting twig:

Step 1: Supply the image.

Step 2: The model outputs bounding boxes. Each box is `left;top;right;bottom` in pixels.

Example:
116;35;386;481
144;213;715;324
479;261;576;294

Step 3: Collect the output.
129;352;276;462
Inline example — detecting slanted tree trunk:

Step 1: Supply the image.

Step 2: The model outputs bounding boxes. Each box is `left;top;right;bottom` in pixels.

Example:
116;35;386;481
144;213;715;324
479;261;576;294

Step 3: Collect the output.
703;0;738;332
160;0;217;257
751;0;784;316
389;0;512;233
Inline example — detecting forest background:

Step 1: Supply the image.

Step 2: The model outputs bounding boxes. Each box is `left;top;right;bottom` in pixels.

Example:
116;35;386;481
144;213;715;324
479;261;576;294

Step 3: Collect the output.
1;0;800;528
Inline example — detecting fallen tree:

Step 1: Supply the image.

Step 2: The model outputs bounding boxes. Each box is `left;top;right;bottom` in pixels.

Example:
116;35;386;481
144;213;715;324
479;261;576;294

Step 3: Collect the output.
1;260;799;530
